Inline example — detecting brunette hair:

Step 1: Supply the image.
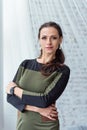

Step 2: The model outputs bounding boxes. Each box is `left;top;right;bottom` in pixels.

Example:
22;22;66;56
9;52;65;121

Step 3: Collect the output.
38;21;65;76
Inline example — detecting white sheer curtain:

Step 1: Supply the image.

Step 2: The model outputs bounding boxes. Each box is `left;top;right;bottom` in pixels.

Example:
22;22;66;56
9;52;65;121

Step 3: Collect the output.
3;0;39;130
0;0;3;129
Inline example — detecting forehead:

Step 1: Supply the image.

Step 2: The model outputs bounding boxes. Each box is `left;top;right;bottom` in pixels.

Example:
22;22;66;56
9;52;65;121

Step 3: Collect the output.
40;27;58;36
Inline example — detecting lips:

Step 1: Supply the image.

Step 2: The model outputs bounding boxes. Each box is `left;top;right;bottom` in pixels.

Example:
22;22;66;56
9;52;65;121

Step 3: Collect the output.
45;47;53;49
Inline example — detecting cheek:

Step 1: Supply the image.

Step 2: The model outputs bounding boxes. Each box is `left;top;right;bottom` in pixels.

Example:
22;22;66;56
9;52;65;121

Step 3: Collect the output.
39;41;45;48
54;46;58;52
53;43;59;49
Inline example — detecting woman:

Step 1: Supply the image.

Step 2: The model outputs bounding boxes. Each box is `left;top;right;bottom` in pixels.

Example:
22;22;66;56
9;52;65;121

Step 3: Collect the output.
6;21;70;130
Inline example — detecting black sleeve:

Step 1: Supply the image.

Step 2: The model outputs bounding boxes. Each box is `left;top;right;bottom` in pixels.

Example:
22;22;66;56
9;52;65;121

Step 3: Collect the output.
7;60;28;112
7;94;25;112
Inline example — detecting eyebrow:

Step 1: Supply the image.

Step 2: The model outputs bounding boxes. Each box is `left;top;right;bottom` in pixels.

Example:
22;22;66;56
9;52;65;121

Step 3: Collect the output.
41;35;58;37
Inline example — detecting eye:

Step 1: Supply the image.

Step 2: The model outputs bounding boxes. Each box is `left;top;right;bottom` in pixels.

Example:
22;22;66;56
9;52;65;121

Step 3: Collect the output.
51;36;57;40
41;36;47;40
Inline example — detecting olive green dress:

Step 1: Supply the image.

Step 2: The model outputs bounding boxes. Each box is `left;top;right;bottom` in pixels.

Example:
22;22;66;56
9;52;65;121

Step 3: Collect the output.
7;59;70;130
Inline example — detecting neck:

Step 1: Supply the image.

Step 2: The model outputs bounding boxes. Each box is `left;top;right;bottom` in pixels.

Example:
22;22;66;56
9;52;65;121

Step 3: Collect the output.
39;53;55;64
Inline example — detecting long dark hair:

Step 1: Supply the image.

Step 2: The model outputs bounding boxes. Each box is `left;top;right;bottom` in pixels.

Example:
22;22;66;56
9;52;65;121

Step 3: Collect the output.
38;21;65;76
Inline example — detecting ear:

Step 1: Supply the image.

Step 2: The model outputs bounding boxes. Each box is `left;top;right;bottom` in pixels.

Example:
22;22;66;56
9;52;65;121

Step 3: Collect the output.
38;39;41;46
59;37;63;44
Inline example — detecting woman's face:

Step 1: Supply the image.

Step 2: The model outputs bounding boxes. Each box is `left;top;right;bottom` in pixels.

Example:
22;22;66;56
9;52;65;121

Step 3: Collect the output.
39;27;62;55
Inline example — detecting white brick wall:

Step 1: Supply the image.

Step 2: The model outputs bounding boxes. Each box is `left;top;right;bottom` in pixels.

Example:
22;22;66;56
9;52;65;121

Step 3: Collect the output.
29;0;87;129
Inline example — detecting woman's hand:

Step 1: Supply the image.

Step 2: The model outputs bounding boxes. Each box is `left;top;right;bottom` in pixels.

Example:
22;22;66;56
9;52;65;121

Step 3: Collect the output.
6;82;17;94
38;104;58;120
25;104;58;120
6;82;23;98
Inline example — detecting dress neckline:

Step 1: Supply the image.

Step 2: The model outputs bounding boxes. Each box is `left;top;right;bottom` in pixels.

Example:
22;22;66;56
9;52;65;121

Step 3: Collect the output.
35;58;44;65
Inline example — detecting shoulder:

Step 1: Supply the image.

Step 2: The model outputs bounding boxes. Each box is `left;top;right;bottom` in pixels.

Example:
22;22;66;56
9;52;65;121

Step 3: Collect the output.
58;64;70;75
20;59;36;68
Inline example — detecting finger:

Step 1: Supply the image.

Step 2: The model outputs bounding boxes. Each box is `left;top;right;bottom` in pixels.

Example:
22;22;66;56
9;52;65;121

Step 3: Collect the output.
49;111;58;117
51;114;58;118
51;112;58;116
51;106;57;111
52;111;58;115
51;116;58;120
10;82;16;86
48;115;58;120
48;116;56;121
8;82;17;87
50;113;58;118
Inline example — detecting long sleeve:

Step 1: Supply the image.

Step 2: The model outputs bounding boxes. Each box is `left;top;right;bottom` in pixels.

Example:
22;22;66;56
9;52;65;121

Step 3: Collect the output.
7;60;27;112
7;94;25;112
21;66;70;108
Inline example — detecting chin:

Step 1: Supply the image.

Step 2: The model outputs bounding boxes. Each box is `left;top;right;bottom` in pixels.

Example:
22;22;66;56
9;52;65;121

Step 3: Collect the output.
45;51;54;54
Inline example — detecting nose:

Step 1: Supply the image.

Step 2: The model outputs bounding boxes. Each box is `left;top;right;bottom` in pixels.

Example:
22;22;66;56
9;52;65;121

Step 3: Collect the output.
47;38;52;44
